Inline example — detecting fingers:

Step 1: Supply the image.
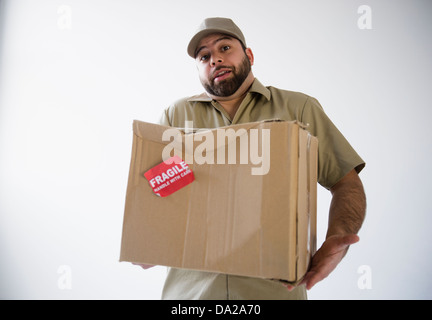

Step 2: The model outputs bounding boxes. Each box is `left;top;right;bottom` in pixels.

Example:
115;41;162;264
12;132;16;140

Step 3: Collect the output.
301;271;322;291
282;272;320;291
132;263;155;269
283;283;295;291
284;234;360;292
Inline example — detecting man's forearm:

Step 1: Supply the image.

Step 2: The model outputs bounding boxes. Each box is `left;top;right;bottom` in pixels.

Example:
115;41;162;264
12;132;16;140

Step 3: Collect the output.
285;169;366;291
327;169;367;238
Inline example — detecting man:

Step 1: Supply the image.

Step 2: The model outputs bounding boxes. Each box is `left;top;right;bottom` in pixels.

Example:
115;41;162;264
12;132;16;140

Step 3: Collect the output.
152;17;366;300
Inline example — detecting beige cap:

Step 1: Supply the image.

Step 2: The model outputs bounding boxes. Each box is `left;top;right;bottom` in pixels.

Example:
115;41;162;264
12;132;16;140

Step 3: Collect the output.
187;17;246;58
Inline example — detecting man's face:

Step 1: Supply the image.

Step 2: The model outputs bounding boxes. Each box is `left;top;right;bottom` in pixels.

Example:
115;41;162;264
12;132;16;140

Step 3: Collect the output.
195;34;253;97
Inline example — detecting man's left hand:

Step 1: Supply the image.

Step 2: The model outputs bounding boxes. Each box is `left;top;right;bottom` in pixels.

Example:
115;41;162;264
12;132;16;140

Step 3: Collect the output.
284;234;359;291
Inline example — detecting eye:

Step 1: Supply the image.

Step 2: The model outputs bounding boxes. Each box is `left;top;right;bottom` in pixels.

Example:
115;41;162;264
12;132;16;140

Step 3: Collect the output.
221;45;230;52
199;54;209;62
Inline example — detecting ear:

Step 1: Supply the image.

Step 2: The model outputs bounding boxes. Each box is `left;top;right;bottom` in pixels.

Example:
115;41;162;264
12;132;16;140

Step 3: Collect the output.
245;48;254;66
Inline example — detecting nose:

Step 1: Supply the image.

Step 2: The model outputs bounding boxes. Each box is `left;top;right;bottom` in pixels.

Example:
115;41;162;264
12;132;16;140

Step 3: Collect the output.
210;55;223;66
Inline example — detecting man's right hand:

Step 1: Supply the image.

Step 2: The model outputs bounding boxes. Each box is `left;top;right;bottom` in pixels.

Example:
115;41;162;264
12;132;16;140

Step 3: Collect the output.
132;263;155;269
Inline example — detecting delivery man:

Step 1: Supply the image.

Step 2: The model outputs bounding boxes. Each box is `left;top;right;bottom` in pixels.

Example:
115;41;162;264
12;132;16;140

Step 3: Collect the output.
139;17;366;300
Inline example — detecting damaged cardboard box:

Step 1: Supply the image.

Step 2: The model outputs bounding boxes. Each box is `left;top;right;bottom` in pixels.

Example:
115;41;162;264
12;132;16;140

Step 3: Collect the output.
119;119;318;284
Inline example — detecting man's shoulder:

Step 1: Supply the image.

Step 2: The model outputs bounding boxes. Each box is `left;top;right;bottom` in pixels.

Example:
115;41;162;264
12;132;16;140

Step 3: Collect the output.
160;93;211;126
267;85;312;102
170;93;210;106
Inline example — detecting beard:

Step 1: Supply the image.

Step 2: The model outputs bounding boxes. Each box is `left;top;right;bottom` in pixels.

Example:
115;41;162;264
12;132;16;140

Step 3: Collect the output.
201;54;251;97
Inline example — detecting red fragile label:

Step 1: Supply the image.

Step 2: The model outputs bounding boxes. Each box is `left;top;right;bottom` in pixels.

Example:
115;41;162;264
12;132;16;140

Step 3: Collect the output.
144;156;195;197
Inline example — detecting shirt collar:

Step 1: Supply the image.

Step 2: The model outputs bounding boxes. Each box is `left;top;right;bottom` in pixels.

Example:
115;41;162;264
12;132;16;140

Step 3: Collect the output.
187;78;271;102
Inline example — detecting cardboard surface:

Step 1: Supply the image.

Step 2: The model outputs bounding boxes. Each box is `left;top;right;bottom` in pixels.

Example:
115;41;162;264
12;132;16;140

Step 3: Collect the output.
120;120;318;283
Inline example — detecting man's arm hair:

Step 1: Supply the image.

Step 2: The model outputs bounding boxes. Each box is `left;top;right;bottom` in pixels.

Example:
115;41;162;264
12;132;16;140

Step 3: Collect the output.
327;169;367;238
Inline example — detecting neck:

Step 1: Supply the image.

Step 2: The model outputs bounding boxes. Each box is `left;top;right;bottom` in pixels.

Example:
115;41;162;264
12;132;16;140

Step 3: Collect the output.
208;73;255;120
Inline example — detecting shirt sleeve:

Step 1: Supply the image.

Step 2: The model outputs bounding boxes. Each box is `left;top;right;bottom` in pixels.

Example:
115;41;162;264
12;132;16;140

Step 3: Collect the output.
300;97;365;189
158;108;172;126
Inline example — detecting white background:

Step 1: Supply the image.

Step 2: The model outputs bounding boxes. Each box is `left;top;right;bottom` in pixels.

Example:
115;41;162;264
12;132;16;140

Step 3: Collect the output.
1;0;431;299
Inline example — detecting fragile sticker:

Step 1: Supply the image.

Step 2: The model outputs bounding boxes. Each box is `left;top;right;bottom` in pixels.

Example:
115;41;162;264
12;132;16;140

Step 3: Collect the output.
144;156;195;197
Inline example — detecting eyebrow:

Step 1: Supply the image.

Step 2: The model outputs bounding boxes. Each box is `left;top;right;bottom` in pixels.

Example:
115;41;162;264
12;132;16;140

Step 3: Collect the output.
195;36;234;58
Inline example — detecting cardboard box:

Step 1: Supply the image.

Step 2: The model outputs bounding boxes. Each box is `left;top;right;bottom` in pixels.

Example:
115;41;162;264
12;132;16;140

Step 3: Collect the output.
120;120;318;283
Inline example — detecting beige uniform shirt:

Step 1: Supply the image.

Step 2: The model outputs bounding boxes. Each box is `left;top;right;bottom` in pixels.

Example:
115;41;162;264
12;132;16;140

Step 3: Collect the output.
159;78;365;299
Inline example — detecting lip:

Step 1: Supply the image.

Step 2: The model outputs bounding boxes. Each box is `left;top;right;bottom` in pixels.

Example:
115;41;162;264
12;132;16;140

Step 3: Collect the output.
212;68;232;81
